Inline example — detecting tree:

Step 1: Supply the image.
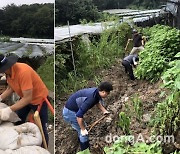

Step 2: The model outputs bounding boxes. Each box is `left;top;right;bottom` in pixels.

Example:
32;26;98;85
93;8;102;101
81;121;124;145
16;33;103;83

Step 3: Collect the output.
55;0;100;25
0;3;54;38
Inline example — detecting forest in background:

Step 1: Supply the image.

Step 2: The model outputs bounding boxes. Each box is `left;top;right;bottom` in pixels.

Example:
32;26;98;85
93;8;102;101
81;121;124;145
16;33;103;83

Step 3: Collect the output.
0;3;54;38
55;0;167;25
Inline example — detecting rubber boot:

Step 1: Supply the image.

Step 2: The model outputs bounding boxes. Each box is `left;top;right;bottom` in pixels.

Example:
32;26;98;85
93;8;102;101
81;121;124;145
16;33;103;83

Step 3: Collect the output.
80;141;89;151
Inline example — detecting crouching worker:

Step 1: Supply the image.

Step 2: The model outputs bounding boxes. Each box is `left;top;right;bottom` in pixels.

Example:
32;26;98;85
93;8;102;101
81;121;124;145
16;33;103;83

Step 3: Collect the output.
63;82;113;151
122;54;139;80
0;54;49;146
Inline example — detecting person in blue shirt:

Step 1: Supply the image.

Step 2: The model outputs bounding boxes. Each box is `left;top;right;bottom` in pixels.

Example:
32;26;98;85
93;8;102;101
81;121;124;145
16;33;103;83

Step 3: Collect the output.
122;54;139;80
62;82;113;151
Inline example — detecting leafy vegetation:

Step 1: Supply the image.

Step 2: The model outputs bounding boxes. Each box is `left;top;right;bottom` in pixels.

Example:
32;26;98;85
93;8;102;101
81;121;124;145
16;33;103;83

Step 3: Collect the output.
37;55;54;91
55;0;100;26
0;4;54;38
55;0;166;25
118;112;131;134
135;25;180;82
93;0;165;10
55;22;131;97
0;35;10;42
151;53;180;136
132;94;143;122
104;138;162;154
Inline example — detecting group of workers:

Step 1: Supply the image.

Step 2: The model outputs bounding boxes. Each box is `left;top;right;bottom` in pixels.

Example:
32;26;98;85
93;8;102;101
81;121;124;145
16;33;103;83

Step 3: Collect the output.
63;28;146;152
0;28;145;152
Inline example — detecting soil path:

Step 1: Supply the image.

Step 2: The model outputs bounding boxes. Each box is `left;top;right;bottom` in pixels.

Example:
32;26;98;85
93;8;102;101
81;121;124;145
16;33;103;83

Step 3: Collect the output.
55;58;164;154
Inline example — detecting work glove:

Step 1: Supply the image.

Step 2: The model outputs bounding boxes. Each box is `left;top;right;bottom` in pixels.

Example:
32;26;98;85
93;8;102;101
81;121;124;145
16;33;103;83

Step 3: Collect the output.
103;110;110;115
134;61;138;66
80;129;88;136
0;107;13;121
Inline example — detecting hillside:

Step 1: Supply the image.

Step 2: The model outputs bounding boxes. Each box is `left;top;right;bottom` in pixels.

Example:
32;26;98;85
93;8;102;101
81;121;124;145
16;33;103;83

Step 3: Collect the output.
55;58;168;154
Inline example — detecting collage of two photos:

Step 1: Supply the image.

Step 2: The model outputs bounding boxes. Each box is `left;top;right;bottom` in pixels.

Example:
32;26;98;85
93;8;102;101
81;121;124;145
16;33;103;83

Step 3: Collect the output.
0;0;54;153
1;0;180;154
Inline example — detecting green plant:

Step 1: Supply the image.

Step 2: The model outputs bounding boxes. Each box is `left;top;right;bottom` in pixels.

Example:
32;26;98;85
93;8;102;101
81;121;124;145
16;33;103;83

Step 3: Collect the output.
161;53;180;91
37;55;54;91
151;54;180;135
104;139;162;154
135;25;180;82
0;36;10;42
132;94;143;122
118;112;131;135
151;91;180;135
55;22;131;96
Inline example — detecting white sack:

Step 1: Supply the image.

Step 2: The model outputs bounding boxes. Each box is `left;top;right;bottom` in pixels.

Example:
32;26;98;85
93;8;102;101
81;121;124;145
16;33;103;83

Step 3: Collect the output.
0;149;7;154
0;122;42;150
0;122;14;128
5;146;50;154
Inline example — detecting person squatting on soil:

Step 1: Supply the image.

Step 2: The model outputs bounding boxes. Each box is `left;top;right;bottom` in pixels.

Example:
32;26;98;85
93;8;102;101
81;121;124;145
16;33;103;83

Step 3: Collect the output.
122;54;139;80
125;29;145;55
63;82;113;151
0;54;49;146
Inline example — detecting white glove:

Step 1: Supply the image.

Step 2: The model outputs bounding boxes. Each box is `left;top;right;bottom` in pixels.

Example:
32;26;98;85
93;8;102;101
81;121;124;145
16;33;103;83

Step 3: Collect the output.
103;110;110;115
0;107;13;121
134;61;138;65
80;129;88;136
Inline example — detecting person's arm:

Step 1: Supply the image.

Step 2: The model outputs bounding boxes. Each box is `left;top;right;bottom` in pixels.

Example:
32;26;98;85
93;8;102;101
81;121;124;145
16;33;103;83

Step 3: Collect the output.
10;89;32;111
77;117;85;130
141;39;144;46
0;86;14;101
76;97;96;135
132;57;138;67
142;36;146;46
0;89;32;121
96;103;109;114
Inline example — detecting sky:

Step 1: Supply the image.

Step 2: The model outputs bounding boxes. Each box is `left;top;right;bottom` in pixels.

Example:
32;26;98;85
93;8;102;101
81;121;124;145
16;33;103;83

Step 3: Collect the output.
0;0;54;8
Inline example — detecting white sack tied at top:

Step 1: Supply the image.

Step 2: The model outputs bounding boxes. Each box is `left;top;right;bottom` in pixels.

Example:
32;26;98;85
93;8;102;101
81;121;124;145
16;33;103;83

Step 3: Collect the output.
0;122;42;150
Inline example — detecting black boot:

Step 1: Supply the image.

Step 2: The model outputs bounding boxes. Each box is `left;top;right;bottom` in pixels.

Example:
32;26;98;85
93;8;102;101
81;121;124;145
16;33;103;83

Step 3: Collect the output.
80;141;89;151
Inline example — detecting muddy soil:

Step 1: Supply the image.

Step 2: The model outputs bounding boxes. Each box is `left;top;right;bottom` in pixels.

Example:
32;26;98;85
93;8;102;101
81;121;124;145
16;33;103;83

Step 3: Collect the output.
55;58;166;154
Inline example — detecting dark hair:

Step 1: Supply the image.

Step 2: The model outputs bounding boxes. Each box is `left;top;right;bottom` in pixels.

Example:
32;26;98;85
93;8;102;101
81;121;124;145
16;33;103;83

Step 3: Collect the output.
98;82;113;92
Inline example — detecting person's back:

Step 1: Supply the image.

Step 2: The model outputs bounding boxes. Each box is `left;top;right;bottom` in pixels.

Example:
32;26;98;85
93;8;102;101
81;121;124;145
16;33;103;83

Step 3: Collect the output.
7;62;48;105
128;29;145;55
123;54;138;66
65;87;101;113
122;54;139;80
63;82;113;151
133;33;143;47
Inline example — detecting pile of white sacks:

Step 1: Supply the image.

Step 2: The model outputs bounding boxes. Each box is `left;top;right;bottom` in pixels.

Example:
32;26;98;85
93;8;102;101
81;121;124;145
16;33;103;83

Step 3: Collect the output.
0;103;50;154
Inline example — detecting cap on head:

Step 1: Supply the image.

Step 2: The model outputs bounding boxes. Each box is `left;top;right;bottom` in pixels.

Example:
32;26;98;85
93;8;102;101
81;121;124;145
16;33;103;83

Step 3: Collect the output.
132;29;138;34
98;82;113;92
0;54;18;73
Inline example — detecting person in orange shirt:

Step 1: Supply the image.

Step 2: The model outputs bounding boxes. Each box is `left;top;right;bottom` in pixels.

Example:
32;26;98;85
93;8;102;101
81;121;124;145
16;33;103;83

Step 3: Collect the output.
0;54;49;146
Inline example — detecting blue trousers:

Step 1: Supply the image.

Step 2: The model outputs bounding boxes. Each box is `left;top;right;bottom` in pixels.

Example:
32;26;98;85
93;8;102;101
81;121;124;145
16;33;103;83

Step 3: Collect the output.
63;107;89;151
15;101;49;147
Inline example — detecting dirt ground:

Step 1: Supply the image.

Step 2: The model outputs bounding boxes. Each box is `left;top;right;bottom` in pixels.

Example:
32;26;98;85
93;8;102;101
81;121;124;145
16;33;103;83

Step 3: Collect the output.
55;58;168;154
48;130;54;154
